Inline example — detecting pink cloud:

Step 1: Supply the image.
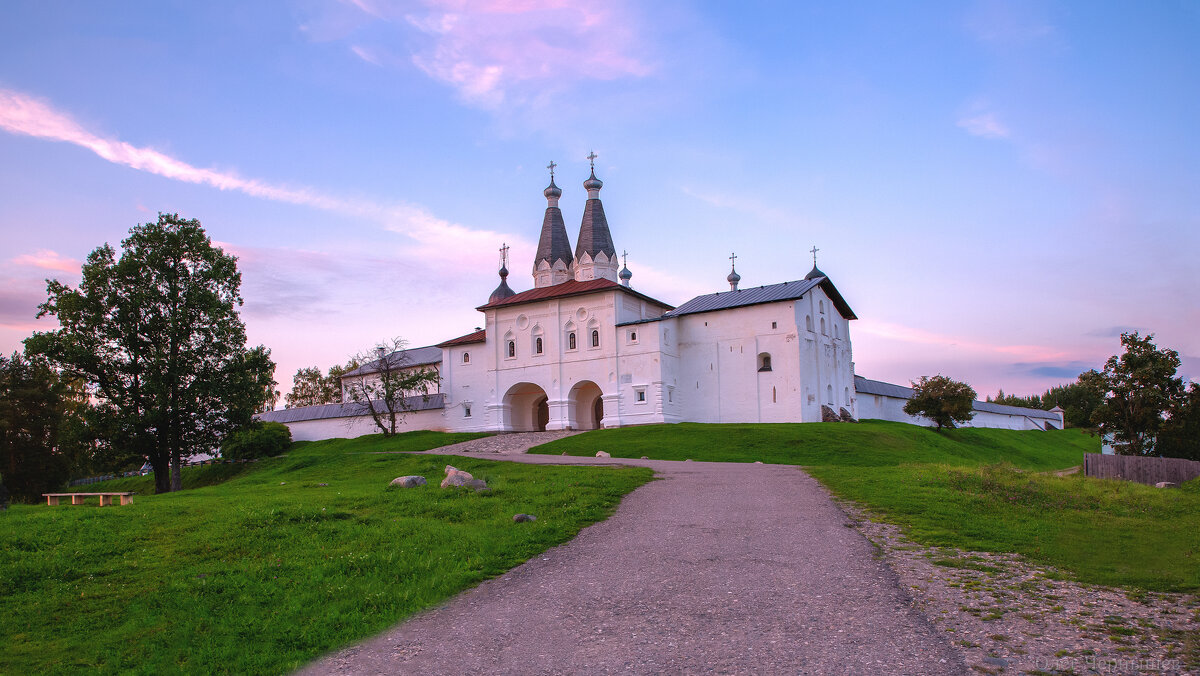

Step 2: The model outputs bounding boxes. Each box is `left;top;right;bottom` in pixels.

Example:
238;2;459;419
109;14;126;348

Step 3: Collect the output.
11;249;80;274
344;0;654;108
0;87;523;266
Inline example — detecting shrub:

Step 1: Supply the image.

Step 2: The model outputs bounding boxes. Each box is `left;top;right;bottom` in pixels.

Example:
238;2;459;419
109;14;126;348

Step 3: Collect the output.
221;422;291;461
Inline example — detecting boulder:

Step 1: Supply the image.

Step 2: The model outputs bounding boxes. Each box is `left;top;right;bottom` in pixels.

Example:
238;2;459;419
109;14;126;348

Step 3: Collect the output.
595;451;611;458
640;456;649;459
440;465;475;488
390;475;427;488
1155;481;1178;489
513;513;537;523
821;405;840;422
754;461;763;465
465;478;489;491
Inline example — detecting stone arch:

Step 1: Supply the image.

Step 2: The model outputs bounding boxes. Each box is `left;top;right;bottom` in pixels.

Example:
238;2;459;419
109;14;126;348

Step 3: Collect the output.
569;380;605;430
503;382;549;431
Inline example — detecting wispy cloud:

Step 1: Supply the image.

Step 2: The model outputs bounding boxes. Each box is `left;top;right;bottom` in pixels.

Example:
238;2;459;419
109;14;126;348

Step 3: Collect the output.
957;111;1010;139
339;0;654;109
0;87;523;267
858;319;1070;362
12;249;80;274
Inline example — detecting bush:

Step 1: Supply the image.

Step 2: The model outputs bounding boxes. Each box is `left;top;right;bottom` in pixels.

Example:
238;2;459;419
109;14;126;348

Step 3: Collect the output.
221;422;291;461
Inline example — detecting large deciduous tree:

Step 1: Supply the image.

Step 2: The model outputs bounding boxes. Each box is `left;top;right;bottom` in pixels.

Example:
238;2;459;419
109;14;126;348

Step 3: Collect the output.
26;213;275;493
284;360;357;408
904;375;977;430
1090;332;1185;457
342;338;439;436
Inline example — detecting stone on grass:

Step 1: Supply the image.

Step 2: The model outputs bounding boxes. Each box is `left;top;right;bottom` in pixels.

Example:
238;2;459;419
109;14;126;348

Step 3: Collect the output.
440;465;475;488
754;461;763;464
513;513;537;523
1155;481;1177;489
465;478;489;491
595;451;611;458
390;475;427;488
640;456;649;459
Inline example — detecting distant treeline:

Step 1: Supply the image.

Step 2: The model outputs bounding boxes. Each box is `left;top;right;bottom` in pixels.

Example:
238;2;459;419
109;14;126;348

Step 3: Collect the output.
986;370;1107;429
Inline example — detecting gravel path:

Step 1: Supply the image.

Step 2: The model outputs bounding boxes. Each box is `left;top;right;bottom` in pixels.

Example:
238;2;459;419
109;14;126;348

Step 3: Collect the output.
299;453;965;675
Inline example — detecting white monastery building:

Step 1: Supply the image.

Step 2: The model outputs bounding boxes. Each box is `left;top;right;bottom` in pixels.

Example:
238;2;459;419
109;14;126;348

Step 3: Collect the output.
263;160;1063;440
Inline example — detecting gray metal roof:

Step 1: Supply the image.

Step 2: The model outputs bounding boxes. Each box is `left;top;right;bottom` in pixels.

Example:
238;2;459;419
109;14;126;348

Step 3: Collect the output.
341;345;443;378
258;393;445;423
854;376;1061;420
666;278;832;317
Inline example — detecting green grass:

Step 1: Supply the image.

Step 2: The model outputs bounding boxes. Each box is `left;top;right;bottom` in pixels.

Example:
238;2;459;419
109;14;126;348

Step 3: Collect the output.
530;419;1093;470
532;421;1200;592
0;431;653;675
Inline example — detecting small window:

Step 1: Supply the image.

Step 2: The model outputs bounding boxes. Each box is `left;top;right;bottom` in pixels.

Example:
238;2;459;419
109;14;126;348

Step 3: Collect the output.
629;330;638;343
819;300;825;314
821;318;826;335
462;352;470;364
806;315;813;332
591;330;600;348
507;341;515;358
635;388;646;403
758;353;772;372
535;337;543;354
827;384;833;404
771;321;777;329
667;387;674;403
464;404;472;417
834;323;839;339
844;387;850;406
568;332;576;350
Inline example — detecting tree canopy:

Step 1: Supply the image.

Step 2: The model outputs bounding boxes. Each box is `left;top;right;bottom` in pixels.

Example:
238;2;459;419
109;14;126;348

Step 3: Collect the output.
0;352;72;502
342;338;439;436
26;214;275;493
285;360;357;408
1091;332;1189;457
903;375;977;430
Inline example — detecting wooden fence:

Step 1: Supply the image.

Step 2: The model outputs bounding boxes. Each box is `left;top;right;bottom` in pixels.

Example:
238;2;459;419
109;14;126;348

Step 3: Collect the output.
1083;453;1200;486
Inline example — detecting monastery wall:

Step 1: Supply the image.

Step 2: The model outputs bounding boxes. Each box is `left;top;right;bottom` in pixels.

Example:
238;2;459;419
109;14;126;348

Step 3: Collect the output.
281;408;449;442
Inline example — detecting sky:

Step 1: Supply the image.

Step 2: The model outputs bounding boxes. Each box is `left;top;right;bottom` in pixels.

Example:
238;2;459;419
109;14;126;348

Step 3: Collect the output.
1;0;1197;402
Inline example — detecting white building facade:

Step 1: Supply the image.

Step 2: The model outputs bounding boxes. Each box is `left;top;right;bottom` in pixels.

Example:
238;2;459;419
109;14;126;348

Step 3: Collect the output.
263;165;1060;440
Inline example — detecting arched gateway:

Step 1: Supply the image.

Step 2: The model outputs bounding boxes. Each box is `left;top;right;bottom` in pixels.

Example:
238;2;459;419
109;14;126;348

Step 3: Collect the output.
503;383;549;431
569;381;605;430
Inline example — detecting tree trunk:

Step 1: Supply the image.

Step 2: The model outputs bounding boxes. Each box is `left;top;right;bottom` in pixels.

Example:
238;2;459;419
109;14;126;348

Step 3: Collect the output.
170;452;182;492
152;456;171;494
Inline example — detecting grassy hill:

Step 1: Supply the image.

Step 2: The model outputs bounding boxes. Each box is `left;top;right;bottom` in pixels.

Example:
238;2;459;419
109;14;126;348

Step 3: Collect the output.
0;431;652;675
533;421;1200;592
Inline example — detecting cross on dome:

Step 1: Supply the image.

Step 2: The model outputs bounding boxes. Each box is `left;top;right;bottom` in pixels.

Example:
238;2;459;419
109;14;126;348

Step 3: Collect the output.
587;151;598;169
500;242;510;269
810;245;819;266
546;160;556;179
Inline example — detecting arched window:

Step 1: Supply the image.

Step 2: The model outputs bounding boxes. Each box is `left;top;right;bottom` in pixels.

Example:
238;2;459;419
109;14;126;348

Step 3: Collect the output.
758;353;772;372
591;329;600;348
568;332;577;350
535;337;543;354
507;341;515;358
462;352;470;364
834;323;839;339
805;315;813;332
821;318;827;335
819;300;825;314
826;384;833;404
844;387;850;405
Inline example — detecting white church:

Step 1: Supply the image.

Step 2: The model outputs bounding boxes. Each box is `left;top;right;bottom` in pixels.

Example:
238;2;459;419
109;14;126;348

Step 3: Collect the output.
263;160;1063;440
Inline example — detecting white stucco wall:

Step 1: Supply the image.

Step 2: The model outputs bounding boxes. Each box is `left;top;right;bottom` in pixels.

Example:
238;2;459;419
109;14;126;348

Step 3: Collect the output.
284;407;449;442
856;392;1061;431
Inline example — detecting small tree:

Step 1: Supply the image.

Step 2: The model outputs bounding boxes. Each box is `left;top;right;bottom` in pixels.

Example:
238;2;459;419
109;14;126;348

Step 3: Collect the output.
284;360;357;408
342;338;439;436
1091;332;1185;456
904;375;977;430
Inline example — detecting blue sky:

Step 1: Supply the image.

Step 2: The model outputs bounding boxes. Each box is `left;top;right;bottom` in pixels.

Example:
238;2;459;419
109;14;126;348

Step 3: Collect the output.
2;0;1197;399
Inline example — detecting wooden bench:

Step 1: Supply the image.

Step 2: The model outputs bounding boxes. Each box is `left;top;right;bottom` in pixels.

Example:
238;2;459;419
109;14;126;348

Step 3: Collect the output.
43;492;134;506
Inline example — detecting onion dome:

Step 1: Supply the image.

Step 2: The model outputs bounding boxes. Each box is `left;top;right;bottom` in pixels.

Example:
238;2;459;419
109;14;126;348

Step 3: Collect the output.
544;177;562;201
489;264;515;304
619;264;633;286
583;169;603;193
805;264;826;280
727;266;741;291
